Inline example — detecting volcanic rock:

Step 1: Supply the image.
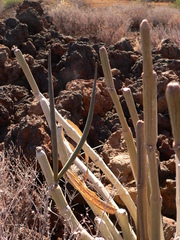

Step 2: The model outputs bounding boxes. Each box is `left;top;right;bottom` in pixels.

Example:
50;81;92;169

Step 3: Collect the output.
66;79;113;117
4;114;51;161
157;38;180;59
58;41;98;86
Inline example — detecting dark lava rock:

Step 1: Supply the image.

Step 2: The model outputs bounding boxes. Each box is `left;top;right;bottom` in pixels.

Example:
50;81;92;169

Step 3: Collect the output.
55;89;83;126
114;37;134;52
0;105;10;126
109;49;135;78
5;17;19;29
0;85;29;125
3;21;29;47
0;21;6;36
4;114;51;161
157;133;174;161
58;41;98;87
51;41;68;63
161;179;176;219
89;115;111;147
0;49;9;67
66;79;113;117
16;0;44;16
21;40;37;57
157;38;180;60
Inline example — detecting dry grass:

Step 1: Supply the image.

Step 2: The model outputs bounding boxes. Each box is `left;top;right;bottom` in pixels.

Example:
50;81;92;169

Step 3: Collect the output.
49;1;180;47
0;147;51;239
0;146;94;239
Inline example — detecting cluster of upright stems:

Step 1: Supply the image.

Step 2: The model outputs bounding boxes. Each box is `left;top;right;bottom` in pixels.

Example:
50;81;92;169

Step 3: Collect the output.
14;18;180;240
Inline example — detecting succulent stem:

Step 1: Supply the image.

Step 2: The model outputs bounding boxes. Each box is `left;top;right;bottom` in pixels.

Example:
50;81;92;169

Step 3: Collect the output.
57;62;97;180
14;49;40;98
36;147;93;240
99;46;137;183
122;87;139;132
136;120;149;240
166;81;180;238
140;19;162;240
48;49;58;183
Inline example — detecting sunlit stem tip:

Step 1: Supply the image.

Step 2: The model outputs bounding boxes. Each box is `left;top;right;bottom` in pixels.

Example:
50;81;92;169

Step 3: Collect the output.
99;46;137;183
166;81;180;161
122;87;139;131
14;49;40;98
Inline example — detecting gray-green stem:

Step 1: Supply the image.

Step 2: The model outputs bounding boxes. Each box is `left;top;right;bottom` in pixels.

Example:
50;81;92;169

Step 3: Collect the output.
48;49;58;183
57;62;97;180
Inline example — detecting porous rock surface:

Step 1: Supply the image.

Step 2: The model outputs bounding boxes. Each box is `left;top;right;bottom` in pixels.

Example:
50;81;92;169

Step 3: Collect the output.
0;1;180;239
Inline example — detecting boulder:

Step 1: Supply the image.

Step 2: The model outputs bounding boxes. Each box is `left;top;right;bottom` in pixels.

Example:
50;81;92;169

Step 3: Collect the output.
101;130;134;184
66;79;113;117
157;134;174;160
163;216;176;240
4;114;51;161
114;37;134;52
161;179;176;219
157;38;180;59
58;41;98;86
3;21;29;47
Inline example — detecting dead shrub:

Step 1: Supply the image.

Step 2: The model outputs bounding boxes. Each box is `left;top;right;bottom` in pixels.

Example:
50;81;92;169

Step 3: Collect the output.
49;1;180;47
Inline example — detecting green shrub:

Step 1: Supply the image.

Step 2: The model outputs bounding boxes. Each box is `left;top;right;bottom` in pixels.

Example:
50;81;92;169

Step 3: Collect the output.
175;0;180;7
2;0;23;9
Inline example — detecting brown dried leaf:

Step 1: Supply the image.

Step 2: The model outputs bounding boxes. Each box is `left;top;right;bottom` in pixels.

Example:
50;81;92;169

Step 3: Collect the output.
67;170;117;215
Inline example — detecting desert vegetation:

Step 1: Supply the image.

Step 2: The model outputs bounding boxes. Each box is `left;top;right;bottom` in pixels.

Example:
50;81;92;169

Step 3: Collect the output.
11;17;180;239
48;0;180;47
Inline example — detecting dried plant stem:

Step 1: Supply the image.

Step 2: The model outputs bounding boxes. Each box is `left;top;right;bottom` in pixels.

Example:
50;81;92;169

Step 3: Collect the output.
40;112;123;240
140;19;162;240
136;120;149;240
66;141;135;240
99;46;137;183
40;98;137;228
166;81;180;238
36;147;93;240
56;126;123;240
67;171;120;240
56;125;133;240
122;87;139;131
14;48;137;232
116;209;133;240
94;217;114;240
